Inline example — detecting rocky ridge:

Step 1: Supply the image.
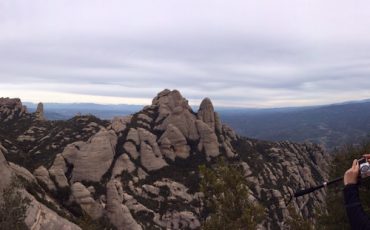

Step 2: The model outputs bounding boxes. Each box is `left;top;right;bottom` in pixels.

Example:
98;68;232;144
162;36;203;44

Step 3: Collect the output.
0;91;331;229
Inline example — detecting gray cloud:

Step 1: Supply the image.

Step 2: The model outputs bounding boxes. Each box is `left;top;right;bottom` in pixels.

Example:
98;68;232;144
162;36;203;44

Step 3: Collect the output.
1;0;370;107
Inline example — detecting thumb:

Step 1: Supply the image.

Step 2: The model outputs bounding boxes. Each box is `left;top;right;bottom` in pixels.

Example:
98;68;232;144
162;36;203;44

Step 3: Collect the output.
352;159;358;169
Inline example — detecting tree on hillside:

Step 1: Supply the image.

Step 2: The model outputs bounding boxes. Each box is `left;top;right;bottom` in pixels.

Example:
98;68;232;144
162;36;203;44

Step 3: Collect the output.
0;178;31;230
199;159;264;229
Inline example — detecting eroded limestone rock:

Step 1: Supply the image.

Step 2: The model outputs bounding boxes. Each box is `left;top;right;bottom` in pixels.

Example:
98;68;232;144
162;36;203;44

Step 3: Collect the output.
112;154;136;178
33;166;57;191
159;124;190;160
62;130;117;183
140;142;168;172
196;120;220;159
71;182;103;220
197;98;215;130
106;180;142;230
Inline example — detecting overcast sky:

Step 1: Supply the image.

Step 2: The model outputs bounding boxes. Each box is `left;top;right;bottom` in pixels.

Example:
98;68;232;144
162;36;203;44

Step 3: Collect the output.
1;0;370;108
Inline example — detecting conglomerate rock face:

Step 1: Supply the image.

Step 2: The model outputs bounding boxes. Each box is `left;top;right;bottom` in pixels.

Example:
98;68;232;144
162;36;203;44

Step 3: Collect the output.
0;90;331;230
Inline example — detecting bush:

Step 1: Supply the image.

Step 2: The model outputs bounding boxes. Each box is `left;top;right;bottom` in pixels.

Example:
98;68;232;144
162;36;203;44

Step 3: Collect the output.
0;178;31;230
199;158;264;229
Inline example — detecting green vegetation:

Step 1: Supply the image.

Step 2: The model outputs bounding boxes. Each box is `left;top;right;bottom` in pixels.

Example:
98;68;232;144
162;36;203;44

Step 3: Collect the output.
0;178;31;230
199;158;264;229
76;213;116;230
285;206;314;230
317;141;370;229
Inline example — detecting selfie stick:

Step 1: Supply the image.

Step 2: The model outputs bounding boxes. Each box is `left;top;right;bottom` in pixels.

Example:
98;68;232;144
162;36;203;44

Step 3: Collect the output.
293;176;343;198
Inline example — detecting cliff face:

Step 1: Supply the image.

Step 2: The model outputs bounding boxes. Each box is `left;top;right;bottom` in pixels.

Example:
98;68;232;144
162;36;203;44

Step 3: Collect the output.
0;91;331;229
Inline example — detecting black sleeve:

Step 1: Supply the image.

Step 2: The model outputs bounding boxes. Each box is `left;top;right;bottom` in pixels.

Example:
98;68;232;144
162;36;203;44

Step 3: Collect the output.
343;184;370;230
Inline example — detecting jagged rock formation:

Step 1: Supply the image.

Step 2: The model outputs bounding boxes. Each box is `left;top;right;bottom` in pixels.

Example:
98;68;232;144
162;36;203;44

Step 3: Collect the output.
0;90;331;229
0;144;81;230
0;98;27;122
35;102;45;121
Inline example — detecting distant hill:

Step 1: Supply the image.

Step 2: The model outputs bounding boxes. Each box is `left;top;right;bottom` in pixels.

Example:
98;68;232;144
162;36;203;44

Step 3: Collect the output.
219;100;370;151
24;102;144;120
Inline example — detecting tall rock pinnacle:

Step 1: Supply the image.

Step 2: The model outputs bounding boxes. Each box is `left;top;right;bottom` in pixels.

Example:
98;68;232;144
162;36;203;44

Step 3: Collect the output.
197;98;216;131
35;102;45;121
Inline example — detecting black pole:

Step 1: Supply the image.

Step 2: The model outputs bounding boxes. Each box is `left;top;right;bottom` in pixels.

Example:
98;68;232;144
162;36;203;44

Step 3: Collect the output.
294;176;343;198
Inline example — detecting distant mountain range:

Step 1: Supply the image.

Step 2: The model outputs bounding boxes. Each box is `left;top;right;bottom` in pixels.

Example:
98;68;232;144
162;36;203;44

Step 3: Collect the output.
24;102;144;120
220;99;370;151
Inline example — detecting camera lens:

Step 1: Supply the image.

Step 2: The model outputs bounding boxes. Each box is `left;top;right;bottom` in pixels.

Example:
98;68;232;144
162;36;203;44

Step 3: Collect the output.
361;165;370;173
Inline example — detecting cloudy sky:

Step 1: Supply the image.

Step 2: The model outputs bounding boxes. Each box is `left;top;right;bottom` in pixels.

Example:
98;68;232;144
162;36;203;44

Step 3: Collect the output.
1;0;370;108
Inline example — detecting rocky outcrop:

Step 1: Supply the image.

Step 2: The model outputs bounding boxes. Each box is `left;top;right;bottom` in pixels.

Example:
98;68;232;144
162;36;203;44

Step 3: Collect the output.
196;120;220;159
111;116;132;133
61;129;117;183
106;180;142;230
9;162;37;184
140;142;168;171
159;124;190;160
112;154;136;178
124;141;139;159
49;154;69;188
0;89;332;229
0;145;13;198
153;90;199;140
155;211;201;229
24;190;82;230
0;98;27;122
35;102;45;121
33;166;57;191
71;182;103;220
197;98;215;130
1;144;81;229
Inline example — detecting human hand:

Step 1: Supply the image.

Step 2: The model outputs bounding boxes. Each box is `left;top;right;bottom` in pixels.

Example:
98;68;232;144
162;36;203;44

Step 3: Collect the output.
344;159;359;186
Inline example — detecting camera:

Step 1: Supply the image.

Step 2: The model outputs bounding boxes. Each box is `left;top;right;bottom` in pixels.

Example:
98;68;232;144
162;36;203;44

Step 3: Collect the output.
359;158;370;178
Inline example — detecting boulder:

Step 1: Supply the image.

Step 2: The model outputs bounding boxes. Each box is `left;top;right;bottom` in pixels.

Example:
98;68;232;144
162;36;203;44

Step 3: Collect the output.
127;128;140;145
112;154;136;178
159;124;190;160
196;120;220;159
9;162;36;183
140;142;168;172
106;180;142;230
124;142;139;160
49;154;69;188
111;116;132;133
33;166;57;191
62;130;117;183
138;128;161;157
197;98;215;130
71;182;103;220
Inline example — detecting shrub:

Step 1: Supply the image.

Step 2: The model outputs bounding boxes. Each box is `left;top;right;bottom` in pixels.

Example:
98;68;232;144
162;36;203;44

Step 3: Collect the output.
199;158;264;229
0;178;31;230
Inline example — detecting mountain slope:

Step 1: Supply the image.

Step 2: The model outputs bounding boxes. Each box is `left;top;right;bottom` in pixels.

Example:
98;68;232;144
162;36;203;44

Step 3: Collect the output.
220;101;370;151
0;91;331;229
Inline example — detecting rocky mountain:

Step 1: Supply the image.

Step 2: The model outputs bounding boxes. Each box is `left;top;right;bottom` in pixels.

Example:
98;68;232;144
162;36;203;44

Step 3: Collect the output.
0;90;331;229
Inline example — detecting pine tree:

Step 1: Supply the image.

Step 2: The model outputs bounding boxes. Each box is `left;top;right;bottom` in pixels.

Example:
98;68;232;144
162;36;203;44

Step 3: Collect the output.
199;159;264;229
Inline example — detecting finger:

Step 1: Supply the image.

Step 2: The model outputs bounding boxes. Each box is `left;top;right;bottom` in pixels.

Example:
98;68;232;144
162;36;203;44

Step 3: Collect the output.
352;159;358;169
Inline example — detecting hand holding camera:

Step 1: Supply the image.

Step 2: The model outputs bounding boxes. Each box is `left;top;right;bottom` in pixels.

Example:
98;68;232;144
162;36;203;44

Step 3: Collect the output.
344;155;370;186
